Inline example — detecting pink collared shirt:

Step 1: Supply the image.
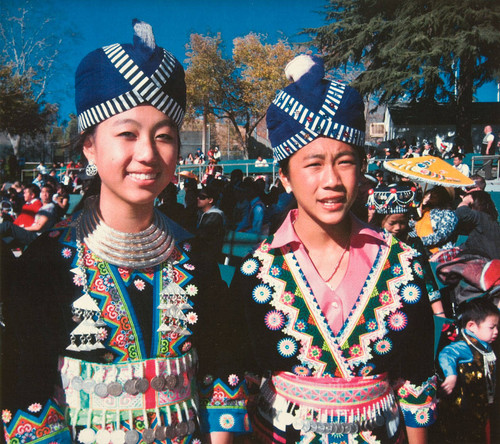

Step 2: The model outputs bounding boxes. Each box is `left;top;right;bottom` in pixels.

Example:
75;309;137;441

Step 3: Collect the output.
270;209;387;334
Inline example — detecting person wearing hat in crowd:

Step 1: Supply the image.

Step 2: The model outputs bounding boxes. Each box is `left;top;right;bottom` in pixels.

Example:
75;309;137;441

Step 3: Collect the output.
227;54;436;443
1;20;248;444
195;184;225;262
367;184;445;317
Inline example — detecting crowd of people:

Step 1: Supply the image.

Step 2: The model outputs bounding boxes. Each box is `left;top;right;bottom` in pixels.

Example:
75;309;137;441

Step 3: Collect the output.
0;21;499;444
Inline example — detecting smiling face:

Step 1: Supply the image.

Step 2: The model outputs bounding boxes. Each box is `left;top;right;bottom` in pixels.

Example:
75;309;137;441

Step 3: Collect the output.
83;105;178;215
280;137;359;234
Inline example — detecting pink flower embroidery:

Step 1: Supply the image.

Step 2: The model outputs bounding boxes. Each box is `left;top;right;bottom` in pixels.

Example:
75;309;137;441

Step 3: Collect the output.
2;409;12;423
186;312;198;324
134;279;146;291
228;374;239;386
28;403;42;413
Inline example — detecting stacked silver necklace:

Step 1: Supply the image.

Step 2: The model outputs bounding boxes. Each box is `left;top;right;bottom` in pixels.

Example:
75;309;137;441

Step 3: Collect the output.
77;196;176;270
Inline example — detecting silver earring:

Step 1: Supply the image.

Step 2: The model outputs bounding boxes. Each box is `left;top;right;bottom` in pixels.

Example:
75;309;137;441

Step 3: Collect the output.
86;161;98;177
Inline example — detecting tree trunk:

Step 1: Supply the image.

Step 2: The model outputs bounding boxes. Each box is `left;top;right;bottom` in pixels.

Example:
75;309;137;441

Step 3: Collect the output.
7;134;21;157
456;54;474;153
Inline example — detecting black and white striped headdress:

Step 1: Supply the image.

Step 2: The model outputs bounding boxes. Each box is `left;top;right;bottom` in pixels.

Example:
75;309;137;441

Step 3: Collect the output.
75;19;186;132
267;55;365;162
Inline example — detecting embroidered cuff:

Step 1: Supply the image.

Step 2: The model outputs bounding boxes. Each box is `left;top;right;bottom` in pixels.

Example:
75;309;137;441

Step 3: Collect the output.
198;377;250;434
428;289;441;303
396;376;437;428
3;400;71;443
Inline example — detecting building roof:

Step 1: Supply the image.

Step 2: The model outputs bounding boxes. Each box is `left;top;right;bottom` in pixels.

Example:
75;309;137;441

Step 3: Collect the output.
388;102;500;126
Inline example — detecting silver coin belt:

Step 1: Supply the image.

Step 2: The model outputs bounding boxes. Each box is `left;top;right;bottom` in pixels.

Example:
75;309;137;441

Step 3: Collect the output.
60;352;199;444
258;377;400;436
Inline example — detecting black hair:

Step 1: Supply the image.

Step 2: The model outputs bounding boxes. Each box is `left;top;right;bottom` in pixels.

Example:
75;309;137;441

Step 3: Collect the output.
468;190;498;221
26;184;41;197
459;297;499;328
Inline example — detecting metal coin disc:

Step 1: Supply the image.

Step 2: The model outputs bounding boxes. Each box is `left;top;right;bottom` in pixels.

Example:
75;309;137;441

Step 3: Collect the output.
292;417;304;431
301;421;311;433
124;379;139;395
316;423;326;434
94;382;109;398
165;425;177;439
151;376;166;391
108;381;124;397
82;379;96;394
78;428;96;444
135;378;149;393
110;429;126;444
164;374;178;390
142;428;156;443
309;421;317;432
154;426;167;441
96;428;112;444
176;422;189;437
124;429;139;444
187;419;196;434
71;376;84;391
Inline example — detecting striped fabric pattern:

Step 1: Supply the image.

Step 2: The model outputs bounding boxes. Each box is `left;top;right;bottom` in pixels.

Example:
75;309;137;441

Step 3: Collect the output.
77;43;185;131
271;81;365;161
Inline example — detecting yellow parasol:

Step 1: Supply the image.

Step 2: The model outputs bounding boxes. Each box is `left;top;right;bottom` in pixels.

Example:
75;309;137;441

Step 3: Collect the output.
383;155;475;188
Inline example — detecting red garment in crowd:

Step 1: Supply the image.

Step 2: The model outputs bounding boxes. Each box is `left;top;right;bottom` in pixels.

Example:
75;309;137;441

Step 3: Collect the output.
13;199;42;228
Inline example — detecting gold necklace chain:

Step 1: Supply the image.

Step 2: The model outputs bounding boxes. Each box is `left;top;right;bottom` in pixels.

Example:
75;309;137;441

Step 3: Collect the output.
324;240;350;284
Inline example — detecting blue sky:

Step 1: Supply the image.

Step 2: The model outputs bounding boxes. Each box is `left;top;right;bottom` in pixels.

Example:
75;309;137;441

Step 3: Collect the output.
14;0;500;121
35;0;327;120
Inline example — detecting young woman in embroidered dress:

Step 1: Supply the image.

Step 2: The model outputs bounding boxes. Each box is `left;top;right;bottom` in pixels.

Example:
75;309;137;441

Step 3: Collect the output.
1;20;247;444
228;55;437;444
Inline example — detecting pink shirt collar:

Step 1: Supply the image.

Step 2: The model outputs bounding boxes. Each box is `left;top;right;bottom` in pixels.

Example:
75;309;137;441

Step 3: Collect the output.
270;209;386;250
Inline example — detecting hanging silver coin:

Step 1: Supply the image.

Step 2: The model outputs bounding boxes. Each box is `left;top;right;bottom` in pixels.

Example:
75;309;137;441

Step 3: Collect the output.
71;376;84;391
154;426;167;441
187;419;196;434
94;382;109;398
135;378;149;393
292;417;304;431
108;381;123;397
164;374;178;390
175;422;189;437
124;429;139;444
165;425;177;440
150;376;166;391
82;379;96;394
124;379;139;395
142;428;155;443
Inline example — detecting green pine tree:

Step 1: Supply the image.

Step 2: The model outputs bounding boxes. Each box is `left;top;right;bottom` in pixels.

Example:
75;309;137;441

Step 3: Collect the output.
308;0;500;151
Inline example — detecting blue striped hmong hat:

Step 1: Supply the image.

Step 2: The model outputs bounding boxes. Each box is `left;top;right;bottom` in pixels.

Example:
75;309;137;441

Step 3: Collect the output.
267;55;365;162
75;19;186;132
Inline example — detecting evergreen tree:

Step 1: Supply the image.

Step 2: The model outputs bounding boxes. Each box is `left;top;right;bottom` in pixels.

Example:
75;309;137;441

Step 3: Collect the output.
308;0;500;151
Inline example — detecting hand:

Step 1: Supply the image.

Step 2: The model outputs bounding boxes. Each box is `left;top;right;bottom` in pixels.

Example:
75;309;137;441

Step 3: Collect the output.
441;375;457;395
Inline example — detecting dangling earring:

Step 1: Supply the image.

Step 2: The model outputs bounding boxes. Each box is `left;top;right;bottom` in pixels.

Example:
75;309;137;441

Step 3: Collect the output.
86;161;98;177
